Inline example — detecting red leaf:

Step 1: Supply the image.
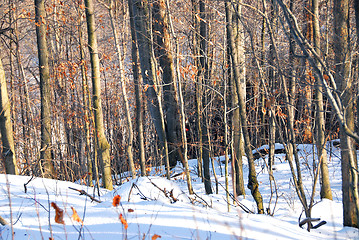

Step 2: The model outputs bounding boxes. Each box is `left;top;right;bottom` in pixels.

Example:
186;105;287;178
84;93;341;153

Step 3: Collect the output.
71;207;83;223
119;214;128;229
152;234;162;240
112;195;121;207
51;202;65;224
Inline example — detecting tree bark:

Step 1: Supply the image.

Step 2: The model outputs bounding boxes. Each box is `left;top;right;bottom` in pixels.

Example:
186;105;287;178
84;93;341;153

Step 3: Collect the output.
128;0;147;177
85;0;113;190
192;0;203;180
227;0;245;197
152;0;182;168
312;0;332;200
35;0;55;178
199;0;213;194
0;54;18;175
333;0;359;228
132;0;171;179
108;0;136;178
225;0;264;213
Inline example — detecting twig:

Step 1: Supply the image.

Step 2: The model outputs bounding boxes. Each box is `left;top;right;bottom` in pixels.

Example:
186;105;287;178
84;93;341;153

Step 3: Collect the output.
148;179;178;203
68;187;102;203
191;192;211;208
24;176;35;193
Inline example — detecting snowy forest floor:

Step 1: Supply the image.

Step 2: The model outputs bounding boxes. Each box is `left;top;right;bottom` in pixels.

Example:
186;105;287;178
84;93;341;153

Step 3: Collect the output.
0;141;359;239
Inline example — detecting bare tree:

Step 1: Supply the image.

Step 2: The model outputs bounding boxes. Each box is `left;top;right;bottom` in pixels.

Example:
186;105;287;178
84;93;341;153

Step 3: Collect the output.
312;0;332;200
35;0;56;178
225;0;264;214
333;0;358;228
131;0;171;179
85;0;113;190
128;0;147;176
0;51;18;175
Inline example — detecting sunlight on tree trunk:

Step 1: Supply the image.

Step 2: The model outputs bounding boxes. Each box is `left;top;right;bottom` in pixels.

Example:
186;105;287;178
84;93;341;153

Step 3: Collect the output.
0;55;18;175
85;0;113;190
35;0;55;179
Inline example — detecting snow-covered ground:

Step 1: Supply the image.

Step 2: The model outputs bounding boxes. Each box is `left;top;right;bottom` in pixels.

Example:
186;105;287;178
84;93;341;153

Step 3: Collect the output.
0;141;358;239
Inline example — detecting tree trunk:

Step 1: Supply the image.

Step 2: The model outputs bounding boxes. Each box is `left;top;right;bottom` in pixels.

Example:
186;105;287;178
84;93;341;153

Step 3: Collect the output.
108;0;136;178
152;0;182;168
312;0;332;200
199;0;213;194
78;5;94;186
85;0;113;190
35;0;55;178
192;0;203;180
225;0;264;214
227;0;245;197
334;0;359;228
0;54;18;175
128;0;147;177
132;0;171;179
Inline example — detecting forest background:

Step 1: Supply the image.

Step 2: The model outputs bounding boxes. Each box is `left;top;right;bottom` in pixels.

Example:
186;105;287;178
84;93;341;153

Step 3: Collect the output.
0;0;359;231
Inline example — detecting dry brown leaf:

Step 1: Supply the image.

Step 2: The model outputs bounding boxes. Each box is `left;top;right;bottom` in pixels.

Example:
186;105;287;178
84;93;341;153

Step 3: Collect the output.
71;206;83;223
51;202;65;224
112;195;121;207
119;213;128;229
152;234;161;240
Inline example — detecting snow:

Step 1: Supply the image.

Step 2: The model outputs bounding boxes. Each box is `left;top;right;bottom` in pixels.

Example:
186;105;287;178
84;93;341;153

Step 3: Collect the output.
0;142;358;239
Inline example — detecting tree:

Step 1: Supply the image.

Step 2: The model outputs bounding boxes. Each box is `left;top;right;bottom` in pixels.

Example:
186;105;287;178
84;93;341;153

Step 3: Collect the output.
0;52;18;175
35;0;56;178
226;0;245;197
198;0;213;195
226;0;264;213
131;0;171;179
128;0;147;176
333;0;358;228
84;0;113;190
312;0;332;200
152;0;183;168
107;0;136;178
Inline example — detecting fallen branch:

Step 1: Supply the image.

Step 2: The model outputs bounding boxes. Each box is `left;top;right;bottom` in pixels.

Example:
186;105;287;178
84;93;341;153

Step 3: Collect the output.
68;187;102;203
0;215;8;226
299;217;326;229
148;179;178;203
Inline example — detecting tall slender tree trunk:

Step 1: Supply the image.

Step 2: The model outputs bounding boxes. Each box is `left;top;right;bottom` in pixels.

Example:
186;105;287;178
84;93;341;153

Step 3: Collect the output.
355;0;359;134
268;0;277;176
108;0;136;178
85;0;113;190
0;54;18;175
334;0;359;228
225;0;263;214
312;0;332;200
35;0;55;178
192;0;203;180
199;0;213;194
128;0;146;176
78;4;94;186
227;0;245;197
132;0;171;179
152;0;182;168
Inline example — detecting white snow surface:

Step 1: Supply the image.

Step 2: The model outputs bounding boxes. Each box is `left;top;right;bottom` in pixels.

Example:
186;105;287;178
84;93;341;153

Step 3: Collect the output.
0;142;358;239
